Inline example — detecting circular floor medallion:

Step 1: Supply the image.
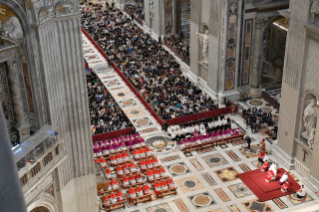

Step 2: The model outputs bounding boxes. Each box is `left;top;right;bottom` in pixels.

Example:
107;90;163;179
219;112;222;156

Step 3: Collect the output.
183;180;197;188
152;140;166;148
249;100;263;106
130;110;140;115
136;119;149;126
154;209;167;212
193;195;212;206
237;187;247;192
117;92;126;97
88;55;97;60
209;158;221;163
122;100;134;106
107;81;118;86
170;164;187;174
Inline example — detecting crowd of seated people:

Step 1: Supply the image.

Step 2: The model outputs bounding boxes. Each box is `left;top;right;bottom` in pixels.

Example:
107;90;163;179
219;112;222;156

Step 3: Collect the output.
164;35;190;61
167;116;241;142
81;6;219;120
86;70;132;134
124;3;144;22
93;133;144;156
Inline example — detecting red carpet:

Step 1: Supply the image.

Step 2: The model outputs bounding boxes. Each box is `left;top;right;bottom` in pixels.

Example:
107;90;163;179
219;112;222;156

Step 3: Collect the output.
238;168;300;201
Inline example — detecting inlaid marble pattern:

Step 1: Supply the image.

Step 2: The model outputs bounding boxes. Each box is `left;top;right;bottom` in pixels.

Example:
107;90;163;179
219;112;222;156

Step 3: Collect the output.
208;209;224;212
214;188;231;202
160;154;181;163
228;204;241;212
112;90;132;100
227;182;253;198
189;158;204;171
104;79;121;87
173;198;190;212
146;203;173;212
145;135;176;153
124;107;146;118
132;117;154;128
226;150;241;162
175;176;204;193
201;172;217;186
187;192;216;209
238;163;251;172
242;198;274;212
272;198;288;209
214;166;239;182
238;144;261;158
166;162;191;177
202;153;228;168
287;193;314;205
118;98;137;108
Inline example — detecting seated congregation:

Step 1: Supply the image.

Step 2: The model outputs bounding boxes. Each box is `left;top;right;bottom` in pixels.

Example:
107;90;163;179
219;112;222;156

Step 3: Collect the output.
87;70;132;134
81;6;219;120
164;35;190;61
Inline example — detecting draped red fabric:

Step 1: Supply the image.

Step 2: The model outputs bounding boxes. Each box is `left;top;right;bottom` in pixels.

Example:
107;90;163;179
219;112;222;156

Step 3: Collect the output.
82;28;237;128
92;128;133;142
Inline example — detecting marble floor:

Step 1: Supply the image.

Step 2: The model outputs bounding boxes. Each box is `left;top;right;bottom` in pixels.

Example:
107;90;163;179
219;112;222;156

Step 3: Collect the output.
82;3;319;211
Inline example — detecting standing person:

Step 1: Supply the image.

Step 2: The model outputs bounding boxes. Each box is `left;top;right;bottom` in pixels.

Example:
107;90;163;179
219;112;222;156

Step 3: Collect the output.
297;185;306;199
246;115;251;130
231;103;236;116
246;136;251;150
260;138;266;151
131;13;134;20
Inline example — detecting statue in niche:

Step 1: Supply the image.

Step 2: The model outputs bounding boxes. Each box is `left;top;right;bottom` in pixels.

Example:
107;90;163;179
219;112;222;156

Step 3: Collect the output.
302;98;318;139
149;1;154;19
308;128;315;149
0;16;23;39
311;0;319;23
196;30;209;66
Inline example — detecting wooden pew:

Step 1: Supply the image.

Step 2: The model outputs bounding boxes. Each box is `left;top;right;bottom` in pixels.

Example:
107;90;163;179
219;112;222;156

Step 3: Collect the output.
156;187;178;198
99;202;125;212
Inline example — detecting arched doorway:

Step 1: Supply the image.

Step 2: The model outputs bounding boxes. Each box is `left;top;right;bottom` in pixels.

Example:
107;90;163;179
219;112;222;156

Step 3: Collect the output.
260;17;289;89
30;206;50;212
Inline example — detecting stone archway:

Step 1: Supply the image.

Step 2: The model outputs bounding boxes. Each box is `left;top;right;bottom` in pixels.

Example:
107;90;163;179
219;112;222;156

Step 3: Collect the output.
27;193;59;212
0;0;48;129
259;16;288;89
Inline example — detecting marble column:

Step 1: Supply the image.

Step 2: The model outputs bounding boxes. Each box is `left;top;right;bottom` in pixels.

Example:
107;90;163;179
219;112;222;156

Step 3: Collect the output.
0;105;27;212
249;19;263;98
7;59;30;140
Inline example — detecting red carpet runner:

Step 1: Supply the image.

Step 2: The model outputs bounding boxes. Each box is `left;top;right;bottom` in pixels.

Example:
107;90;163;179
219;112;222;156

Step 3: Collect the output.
238;168;300;201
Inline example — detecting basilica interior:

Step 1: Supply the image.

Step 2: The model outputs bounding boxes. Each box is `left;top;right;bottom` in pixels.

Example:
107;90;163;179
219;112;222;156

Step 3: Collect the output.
1;0;319;212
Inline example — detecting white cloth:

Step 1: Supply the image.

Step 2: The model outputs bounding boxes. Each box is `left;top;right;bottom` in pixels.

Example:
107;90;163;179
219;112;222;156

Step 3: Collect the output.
279;173;288;184
263;155;269;162
231;122;237;129
269;163;276;171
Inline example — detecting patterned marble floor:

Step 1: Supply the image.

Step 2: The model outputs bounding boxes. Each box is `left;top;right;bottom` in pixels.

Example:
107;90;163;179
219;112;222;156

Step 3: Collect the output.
82;10;319;212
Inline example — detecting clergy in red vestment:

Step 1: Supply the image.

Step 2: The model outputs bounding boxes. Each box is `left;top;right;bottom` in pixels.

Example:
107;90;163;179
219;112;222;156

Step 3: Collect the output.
261;160;269;172
281;180;290;193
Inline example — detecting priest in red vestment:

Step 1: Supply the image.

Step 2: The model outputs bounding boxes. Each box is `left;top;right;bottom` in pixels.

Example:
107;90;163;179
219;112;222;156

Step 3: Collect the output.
281;180;290;193
261;160;269;172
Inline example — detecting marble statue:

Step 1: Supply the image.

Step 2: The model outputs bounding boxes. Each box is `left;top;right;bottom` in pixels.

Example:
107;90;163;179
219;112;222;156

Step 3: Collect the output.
303;98;318;138
149;1;154;19
1;16;23;39
308;128;315;149
311;0;319;23
196;30;209;66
